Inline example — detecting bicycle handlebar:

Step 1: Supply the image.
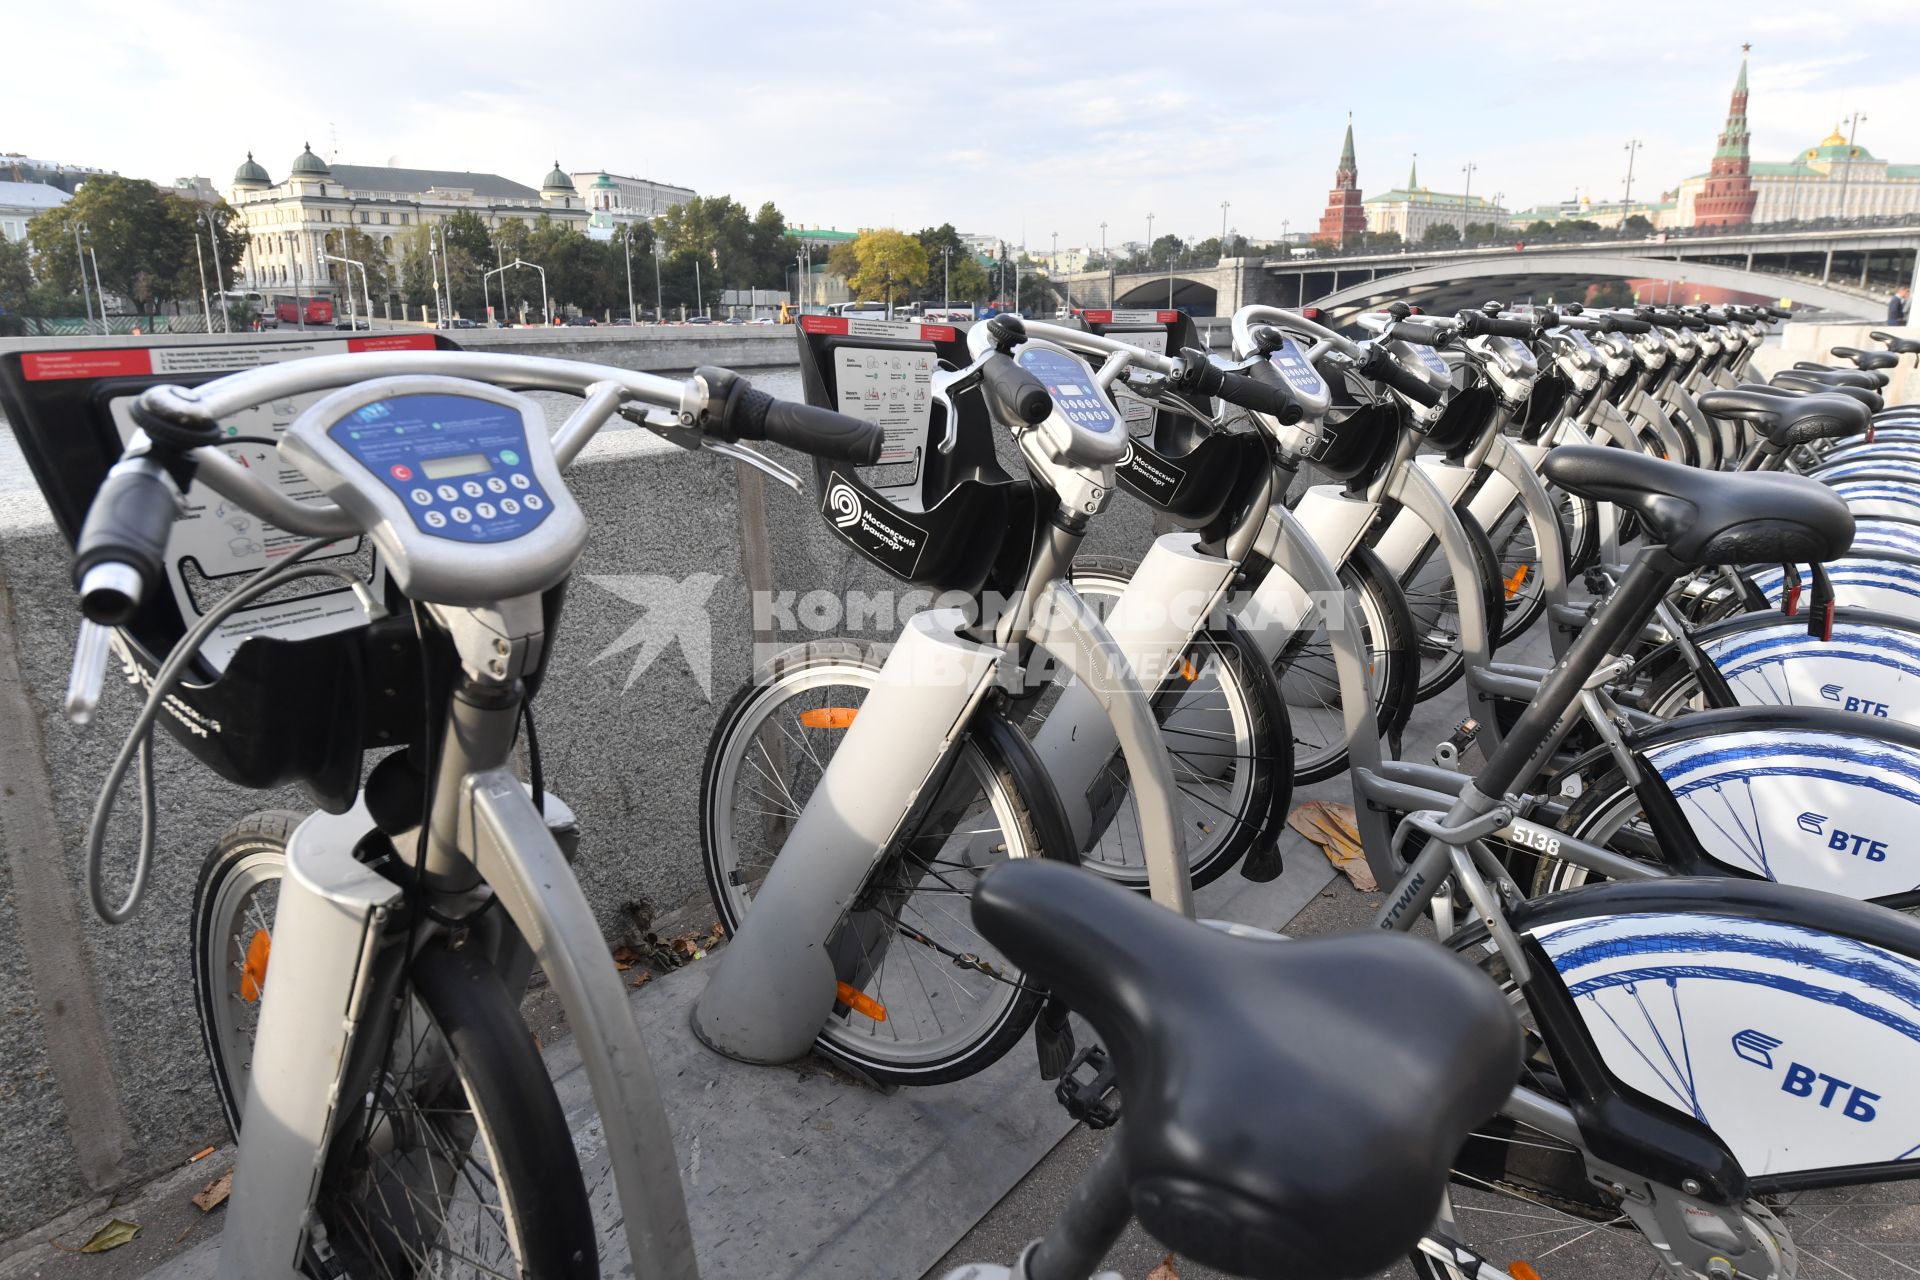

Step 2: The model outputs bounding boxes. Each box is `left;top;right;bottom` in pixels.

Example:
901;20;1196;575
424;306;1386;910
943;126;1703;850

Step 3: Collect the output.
73;459;181;625
1170;345;1302;421
1386;318;1453;347
1456;310;1537;341
981;352;1055;425
1361;343;1444;407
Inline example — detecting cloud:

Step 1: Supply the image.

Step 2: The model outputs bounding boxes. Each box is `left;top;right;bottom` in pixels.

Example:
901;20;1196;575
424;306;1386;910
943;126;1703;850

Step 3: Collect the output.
10;0;1920;248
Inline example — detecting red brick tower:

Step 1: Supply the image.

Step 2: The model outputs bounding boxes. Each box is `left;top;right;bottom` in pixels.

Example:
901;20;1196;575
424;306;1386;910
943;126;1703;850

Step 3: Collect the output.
1316;116;1368;247
1694;47;1759;227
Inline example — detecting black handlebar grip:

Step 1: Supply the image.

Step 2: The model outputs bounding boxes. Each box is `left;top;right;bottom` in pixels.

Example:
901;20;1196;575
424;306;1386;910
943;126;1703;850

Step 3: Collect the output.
1460;311;1537;340
980;352;1053;426
733;389;883;464
1769;305;1794;319
1362;345;1444;408
1607;314;1653;335
1174;347;1226;397
1215;369;1302;423
72;461;180;625
1388;319;1451;347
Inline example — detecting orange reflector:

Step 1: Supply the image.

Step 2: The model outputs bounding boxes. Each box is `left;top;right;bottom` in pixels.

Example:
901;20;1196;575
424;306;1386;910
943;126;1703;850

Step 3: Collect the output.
240;930;272;1003
1509;1263;1545;1280
1504;563;1531;600
836;981;887;1022
1179;658;1198;682
799;707;858;729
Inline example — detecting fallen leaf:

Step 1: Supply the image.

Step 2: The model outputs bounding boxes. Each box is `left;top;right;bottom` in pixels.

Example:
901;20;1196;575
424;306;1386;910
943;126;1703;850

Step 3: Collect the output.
191;1170;232;1213
631;970;653;988
610;944;643;972
79;1219;140;1253
1287;801;1377;891
1145;1253;1181;1280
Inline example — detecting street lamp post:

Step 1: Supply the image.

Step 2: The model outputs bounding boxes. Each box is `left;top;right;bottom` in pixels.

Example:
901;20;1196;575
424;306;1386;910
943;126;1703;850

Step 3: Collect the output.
1146;212;1155;256
624;230;636;323
653;234;664;323
1460;162;1478;235
72;223;94;330
203;210;231;332
695;258;702;319
490;259;548;325
427;231;444;327
1220;200;1230;253
322;253;371;329
1836;111;1868;219
194;227;214;332
942;245;951;311
1622;138;1643;207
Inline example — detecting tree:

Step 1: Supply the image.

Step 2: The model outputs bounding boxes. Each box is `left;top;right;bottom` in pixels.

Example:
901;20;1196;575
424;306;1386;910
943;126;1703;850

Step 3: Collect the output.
1356;229;1403;251
1621;214;1655;237
1523;220;1557;240
26;176;245;311
1421;222;1462;245
946;254;991;304
1563;219;1602;236
321;226;394;315
847;228;928;310
1463;221;1500;243
913;223;968;301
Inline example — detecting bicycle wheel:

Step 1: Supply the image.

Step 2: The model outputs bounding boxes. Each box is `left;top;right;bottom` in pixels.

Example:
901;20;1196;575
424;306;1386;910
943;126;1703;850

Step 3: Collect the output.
1061;556;1290;887
193;809;299;1136
1533;766;1656;895
1269;546;1419;783
312;941;597;1279
1397;507;1505;702
1482;495;1552;647
195;818;597;1278
700;640;1074;1085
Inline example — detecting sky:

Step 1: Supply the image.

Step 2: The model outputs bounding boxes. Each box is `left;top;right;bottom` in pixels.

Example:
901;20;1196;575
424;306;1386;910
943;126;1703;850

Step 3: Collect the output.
9;0;1920;252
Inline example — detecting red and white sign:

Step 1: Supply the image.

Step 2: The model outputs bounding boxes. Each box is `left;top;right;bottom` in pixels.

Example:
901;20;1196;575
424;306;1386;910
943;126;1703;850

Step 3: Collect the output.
799;315;957;343
22;331;440;381
1078;309;1178;326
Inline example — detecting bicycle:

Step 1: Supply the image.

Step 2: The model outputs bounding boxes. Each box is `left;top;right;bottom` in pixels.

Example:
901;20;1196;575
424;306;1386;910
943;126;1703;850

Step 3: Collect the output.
59;347;882;1277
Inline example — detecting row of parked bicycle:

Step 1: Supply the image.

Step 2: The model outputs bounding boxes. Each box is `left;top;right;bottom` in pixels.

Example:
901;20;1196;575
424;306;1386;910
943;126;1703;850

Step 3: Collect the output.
31;279;1920;1278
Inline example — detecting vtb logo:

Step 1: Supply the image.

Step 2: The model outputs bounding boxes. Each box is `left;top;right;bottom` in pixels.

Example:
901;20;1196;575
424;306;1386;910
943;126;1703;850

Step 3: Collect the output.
1796;812;1890;862
1820;684;1890;716
1732;1029;1880;1122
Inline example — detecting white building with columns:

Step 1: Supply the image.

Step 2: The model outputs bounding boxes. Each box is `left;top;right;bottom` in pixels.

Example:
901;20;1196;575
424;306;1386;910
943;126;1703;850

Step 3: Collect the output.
1671;127;1920;226
227;144;589;293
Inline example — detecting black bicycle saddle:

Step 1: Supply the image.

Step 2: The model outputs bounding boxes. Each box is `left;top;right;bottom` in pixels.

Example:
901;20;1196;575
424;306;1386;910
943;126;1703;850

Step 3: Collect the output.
1544;444;1854;567
970;859;1519;1280
1702;386;1872;444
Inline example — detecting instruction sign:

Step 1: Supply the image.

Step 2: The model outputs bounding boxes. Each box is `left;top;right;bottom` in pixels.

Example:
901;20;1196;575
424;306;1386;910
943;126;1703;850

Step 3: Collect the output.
91;335;437;667
1100;328;1169;429
833;346;936;470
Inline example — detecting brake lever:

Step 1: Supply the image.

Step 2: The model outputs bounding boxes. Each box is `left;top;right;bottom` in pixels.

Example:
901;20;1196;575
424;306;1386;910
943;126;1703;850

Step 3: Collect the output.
700;439;804;492
932;349;1000;455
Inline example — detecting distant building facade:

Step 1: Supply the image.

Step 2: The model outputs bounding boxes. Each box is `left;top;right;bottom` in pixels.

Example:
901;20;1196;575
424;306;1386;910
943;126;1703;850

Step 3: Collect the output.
1672;52;1920;226
1315;118;1367;247
227;145;588;292
0;154;112;194
572;171;695;241
1363;158;1510;240
0;180;68;241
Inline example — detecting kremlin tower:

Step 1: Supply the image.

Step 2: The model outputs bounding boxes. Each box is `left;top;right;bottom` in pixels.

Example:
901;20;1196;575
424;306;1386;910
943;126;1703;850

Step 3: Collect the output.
1316;116;1368;247
1693;47;1759;227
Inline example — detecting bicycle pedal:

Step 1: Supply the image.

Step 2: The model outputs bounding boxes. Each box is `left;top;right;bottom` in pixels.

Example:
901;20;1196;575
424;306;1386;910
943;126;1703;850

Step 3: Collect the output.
1055;1044;1121;1129
1033;996;1075;1081
1434;718;1479;768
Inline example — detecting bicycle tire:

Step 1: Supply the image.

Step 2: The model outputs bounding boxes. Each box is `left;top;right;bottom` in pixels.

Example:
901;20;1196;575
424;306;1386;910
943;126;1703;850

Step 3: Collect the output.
699;640;1077;1085
1401;506;1506;702
193;809;302;1137
1064;556;1290;885
313;941;597;1278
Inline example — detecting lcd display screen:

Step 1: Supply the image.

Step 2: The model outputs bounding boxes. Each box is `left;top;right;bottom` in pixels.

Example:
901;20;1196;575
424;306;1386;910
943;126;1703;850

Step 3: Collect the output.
419;452;491;479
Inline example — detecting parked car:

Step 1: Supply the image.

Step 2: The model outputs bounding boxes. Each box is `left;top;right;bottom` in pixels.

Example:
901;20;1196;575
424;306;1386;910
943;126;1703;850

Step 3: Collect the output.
685;316;714;325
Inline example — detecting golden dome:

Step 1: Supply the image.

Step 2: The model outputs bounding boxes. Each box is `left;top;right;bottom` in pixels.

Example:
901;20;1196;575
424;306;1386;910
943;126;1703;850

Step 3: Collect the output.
1821;126;1847;148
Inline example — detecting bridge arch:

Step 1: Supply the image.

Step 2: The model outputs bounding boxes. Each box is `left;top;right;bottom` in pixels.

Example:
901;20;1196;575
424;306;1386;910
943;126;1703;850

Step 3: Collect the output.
1306;254;1878;322
1114;275;1216;313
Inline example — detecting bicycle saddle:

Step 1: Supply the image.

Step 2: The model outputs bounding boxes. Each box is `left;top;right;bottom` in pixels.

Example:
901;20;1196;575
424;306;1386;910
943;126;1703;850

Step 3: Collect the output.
1791;362;1890;390
970;860;1519;1280
1832;346;1902;371
1543;445;1854;567
1761;375;1885;414
1701;387;1871;444
1870;330;1920;355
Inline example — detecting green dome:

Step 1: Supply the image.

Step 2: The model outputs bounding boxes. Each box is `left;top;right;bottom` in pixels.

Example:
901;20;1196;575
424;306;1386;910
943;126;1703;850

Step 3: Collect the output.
591;172;617;189
1808;128;1876;163
542;162;575;191
233;151;270;186
290;142;330;176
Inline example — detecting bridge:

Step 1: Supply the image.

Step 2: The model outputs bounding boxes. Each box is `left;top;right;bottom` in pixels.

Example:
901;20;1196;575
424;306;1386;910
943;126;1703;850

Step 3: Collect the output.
1057;224;1920;324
